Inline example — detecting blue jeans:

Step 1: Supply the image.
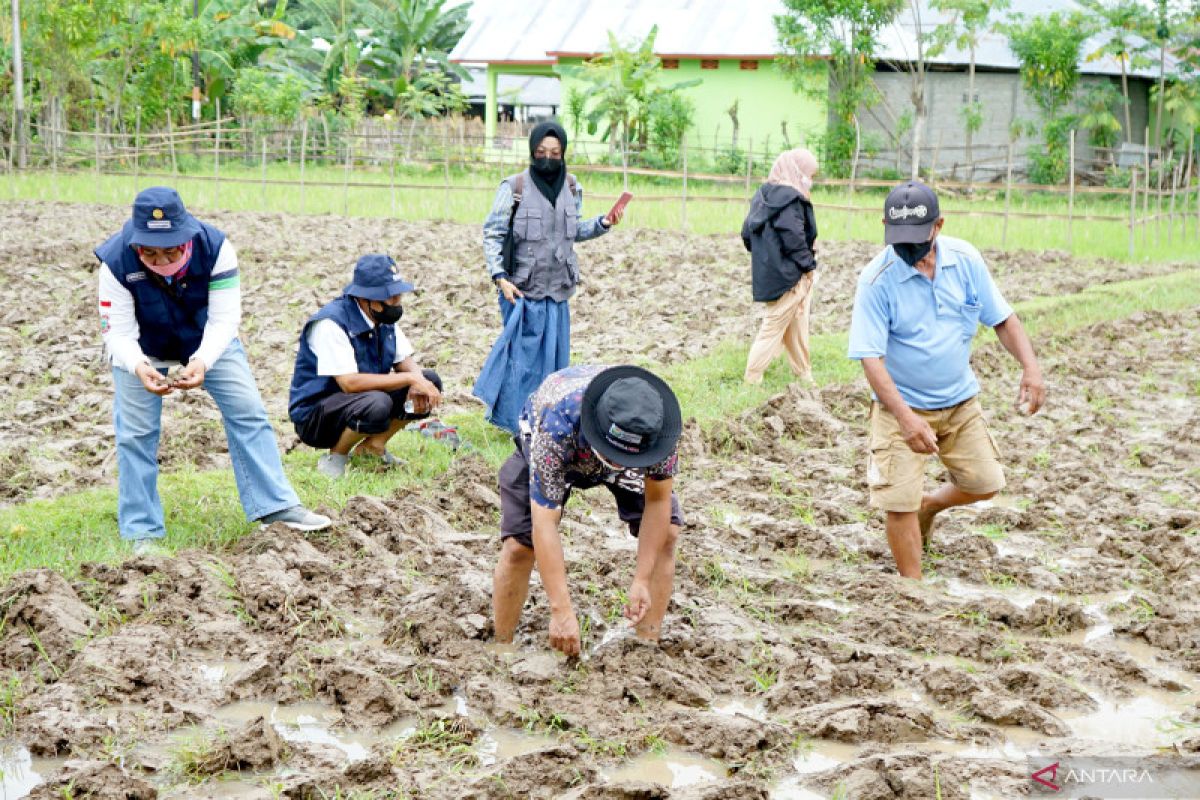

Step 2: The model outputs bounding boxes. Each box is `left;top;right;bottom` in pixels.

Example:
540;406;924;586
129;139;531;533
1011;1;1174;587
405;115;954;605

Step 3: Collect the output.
111;339;300;540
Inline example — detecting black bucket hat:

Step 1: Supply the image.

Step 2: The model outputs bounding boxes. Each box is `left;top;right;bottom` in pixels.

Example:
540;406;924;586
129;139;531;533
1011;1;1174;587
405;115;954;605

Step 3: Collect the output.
127;186;201;248
581;366;682;469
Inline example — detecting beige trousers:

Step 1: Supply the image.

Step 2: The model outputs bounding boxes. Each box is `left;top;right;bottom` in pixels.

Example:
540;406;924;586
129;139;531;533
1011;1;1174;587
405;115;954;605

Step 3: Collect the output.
744;271;817;384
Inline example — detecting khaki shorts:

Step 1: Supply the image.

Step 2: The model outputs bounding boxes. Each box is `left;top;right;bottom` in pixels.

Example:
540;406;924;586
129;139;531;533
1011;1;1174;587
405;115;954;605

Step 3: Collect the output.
866;397;1006;512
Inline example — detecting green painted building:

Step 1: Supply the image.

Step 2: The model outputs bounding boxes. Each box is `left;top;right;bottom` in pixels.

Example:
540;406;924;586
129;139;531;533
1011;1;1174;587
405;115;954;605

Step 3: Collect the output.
449;0;827;159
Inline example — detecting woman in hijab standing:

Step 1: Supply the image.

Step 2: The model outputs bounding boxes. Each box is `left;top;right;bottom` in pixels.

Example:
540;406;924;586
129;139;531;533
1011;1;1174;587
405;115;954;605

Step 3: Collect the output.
741;148;821;385
473;121;624;433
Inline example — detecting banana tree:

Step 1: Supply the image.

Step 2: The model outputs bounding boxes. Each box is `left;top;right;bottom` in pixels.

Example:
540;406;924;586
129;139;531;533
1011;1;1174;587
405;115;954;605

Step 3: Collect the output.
363;0;470;107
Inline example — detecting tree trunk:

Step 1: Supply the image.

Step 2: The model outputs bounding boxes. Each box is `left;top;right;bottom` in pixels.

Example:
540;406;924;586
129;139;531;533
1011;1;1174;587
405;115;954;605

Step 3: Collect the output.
1120;52;1132;143
966;49;976;179
909;0;926;180
1155;41;1166;148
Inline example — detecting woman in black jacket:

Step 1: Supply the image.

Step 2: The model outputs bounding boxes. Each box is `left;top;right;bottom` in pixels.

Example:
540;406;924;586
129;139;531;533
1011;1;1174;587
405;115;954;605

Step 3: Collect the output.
741;148;820;384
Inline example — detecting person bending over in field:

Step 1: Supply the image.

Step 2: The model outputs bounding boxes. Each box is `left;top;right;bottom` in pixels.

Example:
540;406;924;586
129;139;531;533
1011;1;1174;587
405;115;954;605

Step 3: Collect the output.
492;365;683;656
97;187;331;555
847;180;1046;580
288;255;443;479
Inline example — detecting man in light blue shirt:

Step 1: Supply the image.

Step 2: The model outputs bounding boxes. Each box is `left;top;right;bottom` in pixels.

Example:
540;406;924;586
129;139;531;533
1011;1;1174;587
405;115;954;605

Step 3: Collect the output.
848;181;1045;580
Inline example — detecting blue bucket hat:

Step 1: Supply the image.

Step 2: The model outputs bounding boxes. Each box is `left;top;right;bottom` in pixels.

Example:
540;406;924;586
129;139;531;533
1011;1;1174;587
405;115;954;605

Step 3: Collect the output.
344;254;415;301
128;187;201;248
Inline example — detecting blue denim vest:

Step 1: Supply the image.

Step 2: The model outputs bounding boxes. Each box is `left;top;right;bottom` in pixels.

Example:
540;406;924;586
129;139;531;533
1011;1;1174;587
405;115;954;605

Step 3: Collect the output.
288;295;398;424
95;221;226;362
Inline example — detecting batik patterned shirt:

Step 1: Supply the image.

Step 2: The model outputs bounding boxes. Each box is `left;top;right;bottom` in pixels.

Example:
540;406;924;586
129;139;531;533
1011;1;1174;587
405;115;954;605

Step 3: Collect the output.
518;365;679;509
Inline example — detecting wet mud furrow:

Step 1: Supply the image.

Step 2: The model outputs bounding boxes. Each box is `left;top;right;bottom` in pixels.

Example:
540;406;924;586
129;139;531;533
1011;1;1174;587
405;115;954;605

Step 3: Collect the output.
1;298;1198;796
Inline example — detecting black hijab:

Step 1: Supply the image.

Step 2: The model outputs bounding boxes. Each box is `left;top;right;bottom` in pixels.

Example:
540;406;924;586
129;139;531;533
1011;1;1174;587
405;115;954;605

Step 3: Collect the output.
528;121;568;206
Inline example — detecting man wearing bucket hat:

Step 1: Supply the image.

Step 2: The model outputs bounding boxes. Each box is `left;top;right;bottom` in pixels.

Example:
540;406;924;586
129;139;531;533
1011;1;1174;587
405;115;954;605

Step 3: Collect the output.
491;365;684;657
288;254;443;478
848;180;1045;580
96;187;331;553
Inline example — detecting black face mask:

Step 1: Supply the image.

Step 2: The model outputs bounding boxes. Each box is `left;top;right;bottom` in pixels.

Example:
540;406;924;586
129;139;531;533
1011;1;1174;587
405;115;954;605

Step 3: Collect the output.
531;157;563;178
893;239;934;267
369;302;403;325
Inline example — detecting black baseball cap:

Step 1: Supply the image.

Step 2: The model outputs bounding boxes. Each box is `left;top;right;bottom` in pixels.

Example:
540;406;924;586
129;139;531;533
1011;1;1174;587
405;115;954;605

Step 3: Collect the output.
581;366;682;469
883;180;941;245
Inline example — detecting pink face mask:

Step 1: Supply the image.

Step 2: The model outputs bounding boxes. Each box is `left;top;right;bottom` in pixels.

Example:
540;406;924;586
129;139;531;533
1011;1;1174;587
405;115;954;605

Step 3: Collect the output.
138;241;193;277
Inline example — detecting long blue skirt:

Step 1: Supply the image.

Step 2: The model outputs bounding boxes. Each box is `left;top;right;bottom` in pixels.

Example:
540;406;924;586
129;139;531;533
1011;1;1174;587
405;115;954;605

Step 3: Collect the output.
472;294;571;434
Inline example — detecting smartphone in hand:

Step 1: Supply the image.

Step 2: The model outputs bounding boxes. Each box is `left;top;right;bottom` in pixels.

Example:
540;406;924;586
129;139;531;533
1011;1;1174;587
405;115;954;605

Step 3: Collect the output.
608;191;633;220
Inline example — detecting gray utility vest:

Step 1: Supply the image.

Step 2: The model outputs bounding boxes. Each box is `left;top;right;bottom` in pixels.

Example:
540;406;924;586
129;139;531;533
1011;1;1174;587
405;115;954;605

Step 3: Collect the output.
506;169;581;303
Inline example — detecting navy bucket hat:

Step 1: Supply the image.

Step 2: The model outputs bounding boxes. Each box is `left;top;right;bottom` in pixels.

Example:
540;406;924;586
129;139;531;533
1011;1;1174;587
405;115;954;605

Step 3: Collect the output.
581;365;682;469
128;186;201;248
344;254;415;301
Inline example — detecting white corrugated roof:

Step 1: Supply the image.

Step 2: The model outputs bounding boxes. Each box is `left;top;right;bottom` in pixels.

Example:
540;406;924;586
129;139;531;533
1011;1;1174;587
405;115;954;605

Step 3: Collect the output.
878;0;1178;78
452;0;1178;79
449;0;788;63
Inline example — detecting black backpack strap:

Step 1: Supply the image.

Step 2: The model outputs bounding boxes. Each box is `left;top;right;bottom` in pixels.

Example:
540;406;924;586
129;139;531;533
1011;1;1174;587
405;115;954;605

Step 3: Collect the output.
508;174;524;227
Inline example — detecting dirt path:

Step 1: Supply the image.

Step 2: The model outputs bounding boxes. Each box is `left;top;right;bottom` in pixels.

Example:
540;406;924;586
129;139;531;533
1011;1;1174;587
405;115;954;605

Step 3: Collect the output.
0;201;1185;502
2;232;1199;800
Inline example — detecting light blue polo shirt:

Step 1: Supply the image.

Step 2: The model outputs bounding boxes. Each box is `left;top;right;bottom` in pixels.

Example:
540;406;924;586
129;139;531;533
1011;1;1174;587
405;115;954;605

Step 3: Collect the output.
847;235;1013;410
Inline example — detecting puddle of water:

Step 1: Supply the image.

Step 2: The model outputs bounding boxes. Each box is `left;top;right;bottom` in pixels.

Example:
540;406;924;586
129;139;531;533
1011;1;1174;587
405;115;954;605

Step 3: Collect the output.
813;597;851;613
197;660;249;685
770;740;857;799
475;728;560;766
710;696;767;722
1063;690;1197;748
0;743;48;800
943;577;1055;610
210;701;415;764
600;747;726;788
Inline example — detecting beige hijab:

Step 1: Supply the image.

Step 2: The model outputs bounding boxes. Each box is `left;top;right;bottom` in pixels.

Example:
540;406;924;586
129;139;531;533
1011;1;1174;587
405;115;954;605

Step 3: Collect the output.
767;147;819;199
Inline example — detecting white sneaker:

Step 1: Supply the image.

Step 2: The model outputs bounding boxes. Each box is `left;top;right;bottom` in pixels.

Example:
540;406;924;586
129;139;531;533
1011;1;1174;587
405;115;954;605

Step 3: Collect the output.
132;538;169;557
317;453;349;478
259;505;333;531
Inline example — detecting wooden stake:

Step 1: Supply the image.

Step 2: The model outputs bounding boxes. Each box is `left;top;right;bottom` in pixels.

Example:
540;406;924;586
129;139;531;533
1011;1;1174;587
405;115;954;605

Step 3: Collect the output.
260;135;268;208
133;106;141;194
299;117;308;214
1142;127;1150;247
343;129;351;216
1002;140;1014;248
443;123;451;220
745;137;753;192
681;135;689;233
1067;129;1075;252
213;99;222;206
166;110;178;176
93;109;101;179
1129;167;1138;260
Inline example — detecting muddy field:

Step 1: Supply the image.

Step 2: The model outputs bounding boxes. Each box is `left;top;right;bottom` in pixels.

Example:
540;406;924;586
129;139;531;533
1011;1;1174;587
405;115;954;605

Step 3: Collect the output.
2;201;1200;798
0;201;1185;501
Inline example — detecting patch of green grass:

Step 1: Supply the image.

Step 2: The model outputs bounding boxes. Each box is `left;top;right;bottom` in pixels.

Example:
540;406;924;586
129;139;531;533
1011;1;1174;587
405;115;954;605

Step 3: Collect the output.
0;673;21;735
5;164;1193;263
391;717;477;771
977;523;1008;541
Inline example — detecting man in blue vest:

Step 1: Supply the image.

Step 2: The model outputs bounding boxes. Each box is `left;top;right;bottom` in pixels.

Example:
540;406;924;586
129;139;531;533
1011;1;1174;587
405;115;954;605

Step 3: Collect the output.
288;255;443;478
97;187;331;553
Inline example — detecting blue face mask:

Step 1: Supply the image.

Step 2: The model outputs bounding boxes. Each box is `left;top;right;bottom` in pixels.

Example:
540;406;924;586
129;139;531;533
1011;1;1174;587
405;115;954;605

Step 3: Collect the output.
894;239;934;266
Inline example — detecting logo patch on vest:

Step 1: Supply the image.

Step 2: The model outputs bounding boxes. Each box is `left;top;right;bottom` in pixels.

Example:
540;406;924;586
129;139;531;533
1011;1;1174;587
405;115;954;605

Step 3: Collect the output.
127;271;148;283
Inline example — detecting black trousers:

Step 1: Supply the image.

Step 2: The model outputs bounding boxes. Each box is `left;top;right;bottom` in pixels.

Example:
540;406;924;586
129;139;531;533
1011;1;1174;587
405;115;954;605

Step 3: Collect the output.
295;369;443;449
